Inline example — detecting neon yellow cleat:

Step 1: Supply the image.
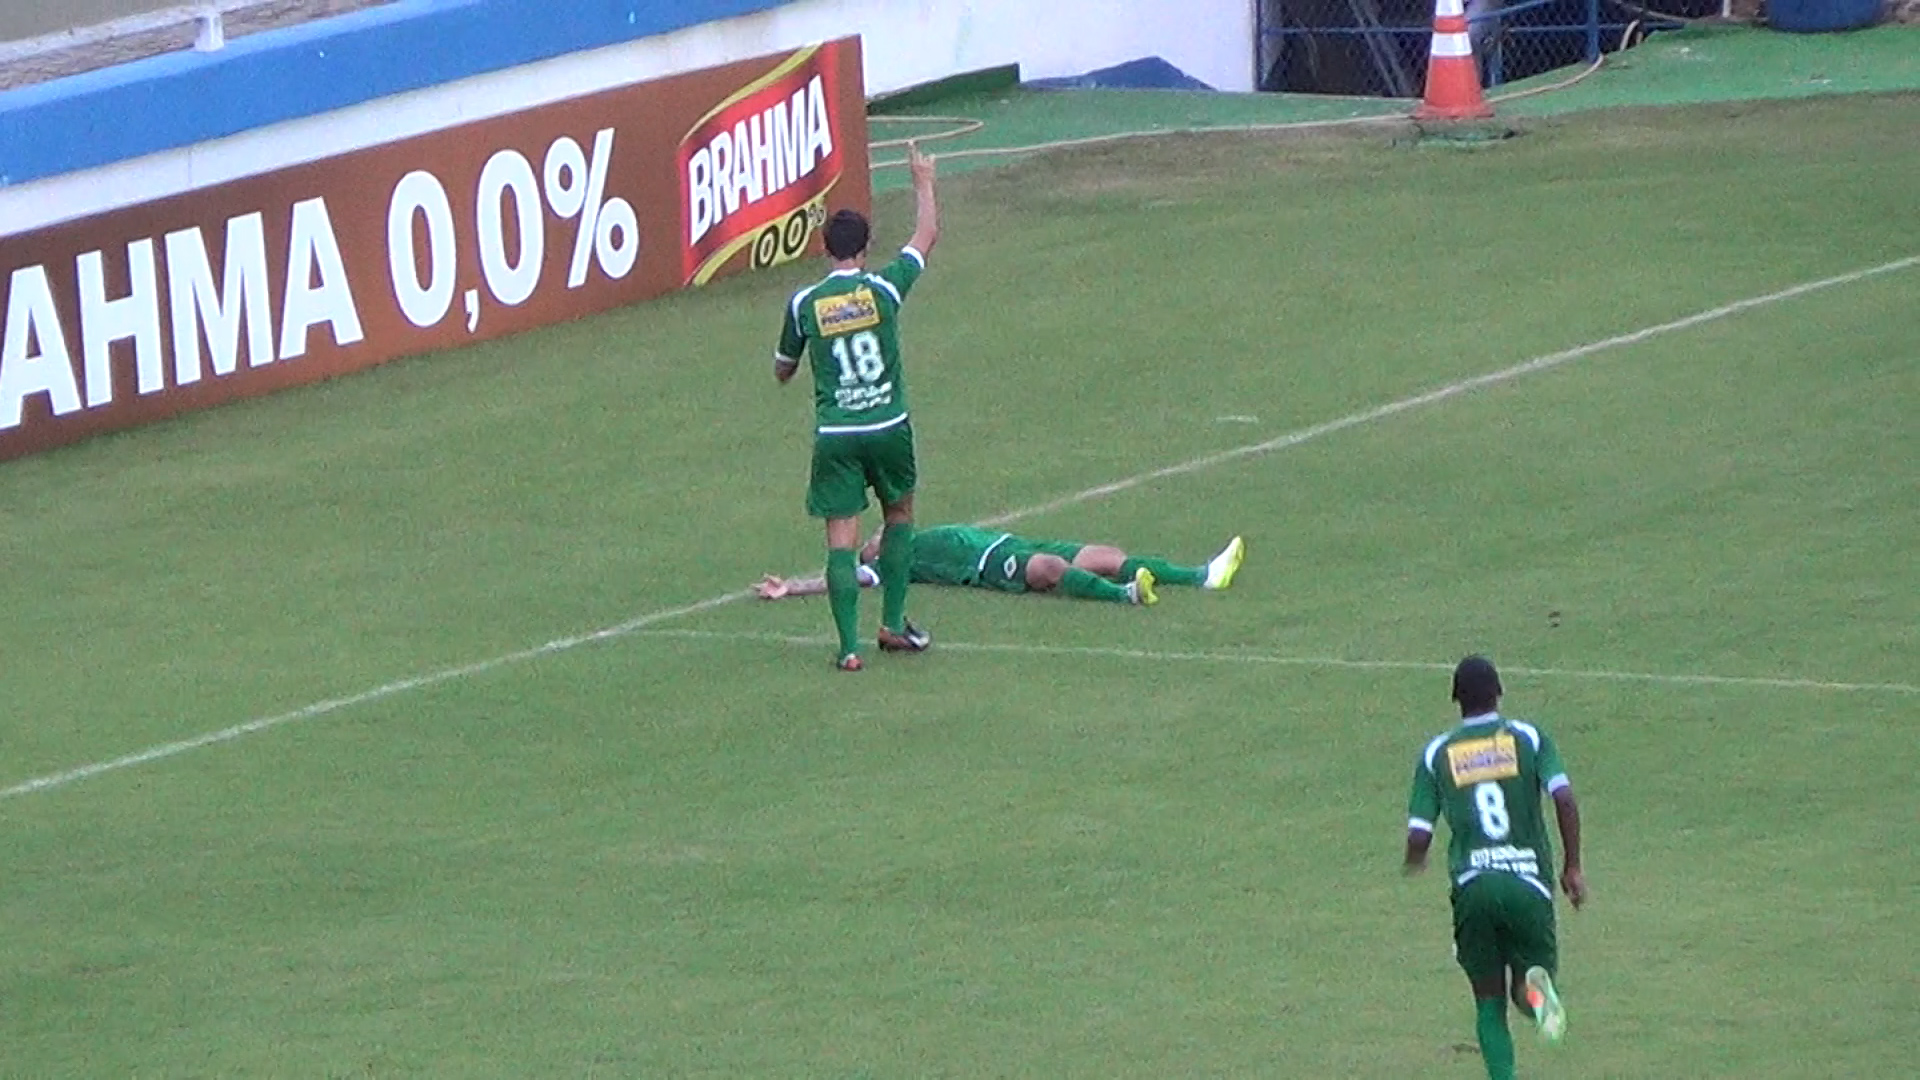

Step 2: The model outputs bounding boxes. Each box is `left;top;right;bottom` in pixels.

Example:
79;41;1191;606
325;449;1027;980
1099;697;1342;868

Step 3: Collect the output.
1525;966;1566;1043
1130;567;1159;606
1204;536;1245;590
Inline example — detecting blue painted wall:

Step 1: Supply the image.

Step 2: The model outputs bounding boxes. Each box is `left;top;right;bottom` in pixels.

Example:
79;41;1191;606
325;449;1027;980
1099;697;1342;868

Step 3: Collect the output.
0;0;798;188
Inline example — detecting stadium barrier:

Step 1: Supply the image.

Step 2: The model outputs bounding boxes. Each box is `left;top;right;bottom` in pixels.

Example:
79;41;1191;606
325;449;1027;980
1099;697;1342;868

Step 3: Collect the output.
0;0;804;189
0;39;870;459
1;0;1255;192
1258;0;1695;96
0;0;1256;460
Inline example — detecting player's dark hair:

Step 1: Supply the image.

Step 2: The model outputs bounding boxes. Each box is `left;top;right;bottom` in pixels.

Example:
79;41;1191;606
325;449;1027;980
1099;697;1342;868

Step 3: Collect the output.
1451;655;1503;715
823;209;870;260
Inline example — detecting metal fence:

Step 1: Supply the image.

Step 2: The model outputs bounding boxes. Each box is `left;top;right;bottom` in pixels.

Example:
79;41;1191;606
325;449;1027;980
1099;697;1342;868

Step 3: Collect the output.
1257;0;1700;97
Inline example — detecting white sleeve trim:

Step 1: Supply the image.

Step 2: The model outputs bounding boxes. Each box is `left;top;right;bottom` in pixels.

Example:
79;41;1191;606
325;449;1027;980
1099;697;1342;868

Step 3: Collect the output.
1509;718;1543;751
856;565;882;588
1545;773;1571;794
901;245;926;267
774;351;800;366
866;273;903;305
1407;817;1435;834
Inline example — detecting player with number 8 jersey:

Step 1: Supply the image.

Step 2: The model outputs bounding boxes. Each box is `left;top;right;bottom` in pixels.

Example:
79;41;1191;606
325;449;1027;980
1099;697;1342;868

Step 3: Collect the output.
1403;655;1586;1080
1409;712;1568;898
773;142;941;671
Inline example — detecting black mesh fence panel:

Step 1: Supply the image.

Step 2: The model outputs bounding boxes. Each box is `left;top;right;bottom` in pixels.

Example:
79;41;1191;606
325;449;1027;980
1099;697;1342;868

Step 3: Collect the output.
1258;0;1695;96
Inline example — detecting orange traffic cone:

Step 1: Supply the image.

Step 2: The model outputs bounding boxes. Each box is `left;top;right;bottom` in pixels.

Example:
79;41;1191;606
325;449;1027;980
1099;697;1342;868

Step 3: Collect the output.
1417;0;1493;120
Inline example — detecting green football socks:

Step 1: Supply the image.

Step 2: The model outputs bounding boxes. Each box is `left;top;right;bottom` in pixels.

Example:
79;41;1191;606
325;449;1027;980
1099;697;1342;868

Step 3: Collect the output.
1121;557;1205;588
1060;567;1133;603
1475;997;1516;1080
878;522;914;633
825;548;861;658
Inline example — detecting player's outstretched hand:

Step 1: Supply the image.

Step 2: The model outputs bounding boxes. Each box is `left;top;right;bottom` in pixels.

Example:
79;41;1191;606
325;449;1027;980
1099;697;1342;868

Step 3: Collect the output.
1561;865;1588;909
908;141;936;187
755;575;791;601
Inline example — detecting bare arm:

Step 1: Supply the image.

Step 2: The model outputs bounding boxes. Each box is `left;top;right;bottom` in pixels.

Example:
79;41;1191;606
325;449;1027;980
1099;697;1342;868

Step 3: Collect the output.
757;573;826;600
906;142;940;257
756;568;879;600
1403;827;1434;875
775;355;800;384
1553;787;1586;907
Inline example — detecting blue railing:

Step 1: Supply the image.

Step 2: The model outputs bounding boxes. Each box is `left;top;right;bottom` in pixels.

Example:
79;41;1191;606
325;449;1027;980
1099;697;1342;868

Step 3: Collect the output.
0;0;802;189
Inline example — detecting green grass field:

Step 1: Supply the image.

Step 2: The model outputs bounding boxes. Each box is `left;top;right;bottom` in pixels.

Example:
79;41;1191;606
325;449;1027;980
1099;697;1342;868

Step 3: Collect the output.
3;94;1917;1077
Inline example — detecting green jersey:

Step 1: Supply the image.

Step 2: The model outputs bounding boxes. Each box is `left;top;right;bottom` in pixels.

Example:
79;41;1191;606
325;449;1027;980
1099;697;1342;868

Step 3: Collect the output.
906;524;1012;586
777;247;926;435
1407;714;1570;899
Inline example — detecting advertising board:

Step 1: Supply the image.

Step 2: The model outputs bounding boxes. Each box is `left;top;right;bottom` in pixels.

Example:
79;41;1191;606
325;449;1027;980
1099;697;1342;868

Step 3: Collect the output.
0;37;870;458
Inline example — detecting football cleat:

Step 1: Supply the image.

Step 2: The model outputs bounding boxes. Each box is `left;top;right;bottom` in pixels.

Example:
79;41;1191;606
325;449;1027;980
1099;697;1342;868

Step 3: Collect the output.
1204;536;1246;590
1129;567;1159;606
878;622;932;652
1524;966;1566;1043
834;653;864;672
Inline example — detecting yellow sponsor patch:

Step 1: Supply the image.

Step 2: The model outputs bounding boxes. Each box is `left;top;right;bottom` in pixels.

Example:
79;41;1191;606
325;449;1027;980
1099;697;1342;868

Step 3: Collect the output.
1447;734;1519;785
814;288;881;335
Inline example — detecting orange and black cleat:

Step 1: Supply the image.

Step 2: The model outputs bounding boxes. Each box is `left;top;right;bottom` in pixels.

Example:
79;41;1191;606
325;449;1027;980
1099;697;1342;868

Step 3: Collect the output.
877;623;931;653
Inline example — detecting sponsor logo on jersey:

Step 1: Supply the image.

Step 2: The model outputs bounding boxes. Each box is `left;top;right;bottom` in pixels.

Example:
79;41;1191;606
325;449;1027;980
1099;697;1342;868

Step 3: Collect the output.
832;380;892;411
1447;734;1519;785
1469;844;1541;877
680;46;846;286
814;288;880;335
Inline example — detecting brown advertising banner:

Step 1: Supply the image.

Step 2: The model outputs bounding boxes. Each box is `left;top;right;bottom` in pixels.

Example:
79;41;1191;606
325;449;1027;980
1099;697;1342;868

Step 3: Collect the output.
0;37;870;459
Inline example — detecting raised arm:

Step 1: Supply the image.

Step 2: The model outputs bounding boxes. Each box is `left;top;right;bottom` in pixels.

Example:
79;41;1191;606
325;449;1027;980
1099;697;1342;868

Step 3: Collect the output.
906;142;940;257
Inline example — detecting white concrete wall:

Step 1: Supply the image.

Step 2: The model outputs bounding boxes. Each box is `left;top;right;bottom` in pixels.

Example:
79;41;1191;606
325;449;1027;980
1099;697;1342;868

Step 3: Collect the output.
743;0;1256;95
2;0;1256;233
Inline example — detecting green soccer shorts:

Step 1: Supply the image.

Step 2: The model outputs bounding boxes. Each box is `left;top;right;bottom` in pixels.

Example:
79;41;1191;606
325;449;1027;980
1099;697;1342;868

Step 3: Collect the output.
976;538;1086;592
806;422;917;519
1451;872;1559;986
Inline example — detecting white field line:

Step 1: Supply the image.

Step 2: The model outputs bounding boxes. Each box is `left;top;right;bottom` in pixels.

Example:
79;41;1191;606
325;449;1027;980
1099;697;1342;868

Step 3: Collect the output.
982;254;1920;525
635;629;1920;696
4;253;1915;799
0;590;749;800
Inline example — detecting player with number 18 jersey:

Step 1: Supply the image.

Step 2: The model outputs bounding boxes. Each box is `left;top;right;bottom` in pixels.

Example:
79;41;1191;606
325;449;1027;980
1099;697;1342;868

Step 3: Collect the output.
779;249;923;442
771;143;940;672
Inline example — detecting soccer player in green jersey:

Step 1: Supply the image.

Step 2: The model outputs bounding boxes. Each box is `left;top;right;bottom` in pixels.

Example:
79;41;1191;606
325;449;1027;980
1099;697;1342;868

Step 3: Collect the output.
753;526;1245;603
1404;656;1587;1080
774;143;940;672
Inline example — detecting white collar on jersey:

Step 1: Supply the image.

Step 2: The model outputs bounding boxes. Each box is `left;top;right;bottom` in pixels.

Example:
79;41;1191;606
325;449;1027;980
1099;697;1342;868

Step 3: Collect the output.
1460;711;1502;726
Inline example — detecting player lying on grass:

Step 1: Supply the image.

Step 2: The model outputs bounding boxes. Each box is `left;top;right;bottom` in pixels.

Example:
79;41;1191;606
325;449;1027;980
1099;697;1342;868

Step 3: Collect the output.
1404;655;1587;1080
755;525;1244;605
